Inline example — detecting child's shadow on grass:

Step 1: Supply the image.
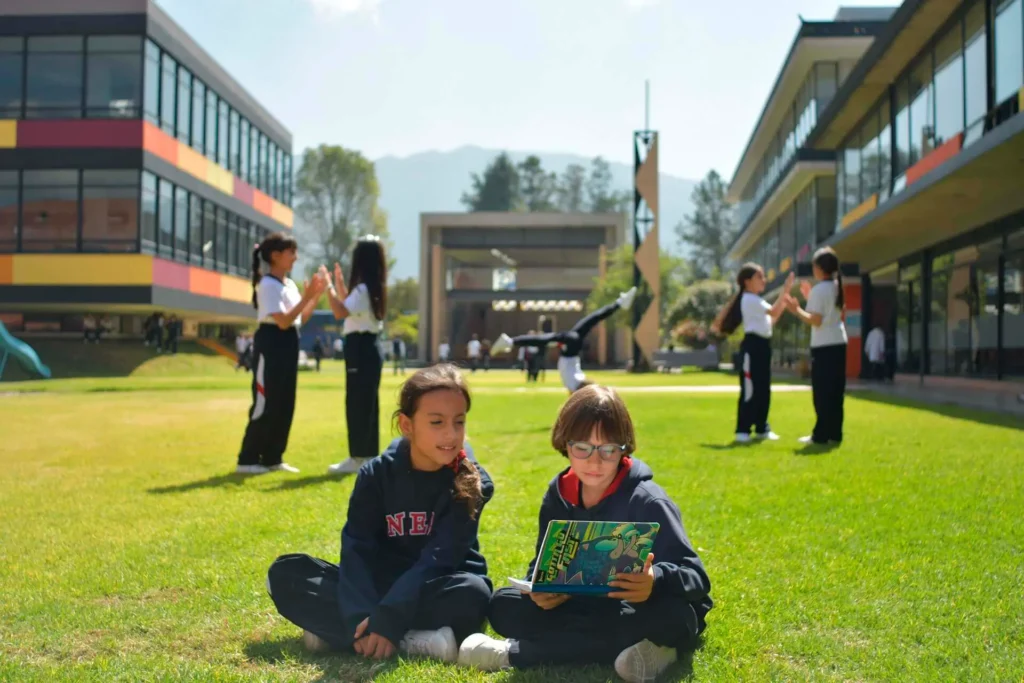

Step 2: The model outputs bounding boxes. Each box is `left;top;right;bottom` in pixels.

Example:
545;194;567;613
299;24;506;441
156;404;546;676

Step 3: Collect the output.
147;473;249;494
266;473;349;492
243;637;397;682
794;442;841;456
501;643;697;682
699;442;759;451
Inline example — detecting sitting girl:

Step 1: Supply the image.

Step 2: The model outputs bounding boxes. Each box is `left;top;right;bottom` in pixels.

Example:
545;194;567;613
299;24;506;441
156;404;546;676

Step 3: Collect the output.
265;364;494;662
458;385;711;682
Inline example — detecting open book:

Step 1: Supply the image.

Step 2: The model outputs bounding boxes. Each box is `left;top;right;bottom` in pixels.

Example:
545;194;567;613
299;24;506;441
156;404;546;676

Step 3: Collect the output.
509;520;659;595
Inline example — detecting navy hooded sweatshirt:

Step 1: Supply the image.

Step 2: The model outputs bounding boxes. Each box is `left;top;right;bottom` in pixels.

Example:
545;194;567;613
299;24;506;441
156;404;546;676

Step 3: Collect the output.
527;456;712;624
336;437;494;645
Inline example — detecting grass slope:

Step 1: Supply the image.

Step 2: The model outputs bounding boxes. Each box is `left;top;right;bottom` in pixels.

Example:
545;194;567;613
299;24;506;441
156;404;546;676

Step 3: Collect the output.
1;370;1021;682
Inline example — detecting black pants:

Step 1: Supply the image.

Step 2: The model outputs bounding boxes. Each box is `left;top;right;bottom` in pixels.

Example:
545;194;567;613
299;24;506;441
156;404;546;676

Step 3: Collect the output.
238;324;299;467
266;553;491;649
488;587;702;668
811;343;847;443
344;333;382;461
736;334;772;435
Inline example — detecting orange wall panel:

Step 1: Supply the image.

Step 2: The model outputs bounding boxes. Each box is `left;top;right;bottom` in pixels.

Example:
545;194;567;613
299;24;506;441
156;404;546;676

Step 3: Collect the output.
142;122;179;165
0;255;12;284
189;267;221;297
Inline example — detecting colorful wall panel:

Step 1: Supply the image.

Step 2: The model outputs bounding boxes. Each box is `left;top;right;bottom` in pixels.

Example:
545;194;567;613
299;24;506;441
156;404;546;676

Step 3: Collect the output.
4;119;293;229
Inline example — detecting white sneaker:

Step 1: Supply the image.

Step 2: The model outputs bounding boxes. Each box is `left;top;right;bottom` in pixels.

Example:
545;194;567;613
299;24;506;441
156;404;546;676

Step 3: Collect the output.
797;435;814;444
457;633;511;671
614;639;677;683
755;431;780;441
617;286;638;310
269;463;300;473
491;333;514;355
734;433;752;444
399;626;457;662
302;629;332;653
327;458;365;475
236;464;270;475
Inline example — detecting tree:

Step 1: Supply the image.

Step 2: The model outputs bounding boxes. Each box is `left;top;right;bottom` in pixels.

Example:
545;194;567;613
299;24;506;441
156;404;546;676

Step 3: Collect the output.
461;152;521;211
294;145;391;276
666;279;734;329
517;155;558;211
675;170;736;279
556;163;587;212
586;245;689;334
587;156;630;212
388;276;419;319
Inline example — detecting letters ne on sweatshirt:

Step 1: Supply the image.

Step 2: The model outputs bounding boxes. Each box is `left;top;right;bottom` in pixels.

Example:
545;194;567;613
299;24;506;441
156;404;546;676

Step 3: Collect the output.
527;456;713;622
336;437;493;645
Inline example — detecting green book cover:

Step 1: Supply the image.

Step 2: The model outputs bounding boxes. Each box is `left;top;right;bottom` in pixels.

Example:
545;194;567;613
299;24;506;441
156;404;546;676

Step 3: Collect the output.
509;520;659;595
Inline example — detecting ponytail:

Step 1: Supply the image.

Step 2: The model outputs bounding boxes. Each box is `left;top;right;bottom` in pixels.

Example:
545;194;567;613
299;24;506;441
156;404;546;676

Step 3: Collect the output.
712;262;763;337
835;271;845;309
250;243;262;309
713;293;744;336
453;456;484;519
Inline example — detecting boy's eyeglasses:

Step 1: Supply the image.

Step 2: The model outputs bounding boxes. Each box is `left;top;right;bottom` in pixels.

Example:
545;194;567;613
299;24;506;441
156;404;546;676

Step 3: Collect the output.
567;441;627;461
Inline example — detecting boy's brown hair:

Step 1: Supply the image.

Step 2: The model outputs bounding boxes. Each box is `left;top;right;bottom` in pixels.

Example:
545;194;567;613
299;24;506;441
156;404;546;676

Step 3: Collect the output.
551;384;636;457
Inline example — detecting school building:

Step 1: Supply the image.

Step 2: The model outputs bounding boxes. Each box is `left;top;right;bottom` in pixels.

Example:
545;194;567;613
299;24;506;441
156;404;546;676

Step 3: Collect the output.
0;0;292;338
727;1;1024;392
418;212;630;365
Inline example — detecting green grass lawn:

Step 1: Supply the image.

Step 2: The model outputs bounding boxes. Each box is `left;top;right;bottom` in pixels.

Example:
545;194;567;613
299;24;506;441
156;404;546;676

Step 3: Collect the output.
1;366;1021;682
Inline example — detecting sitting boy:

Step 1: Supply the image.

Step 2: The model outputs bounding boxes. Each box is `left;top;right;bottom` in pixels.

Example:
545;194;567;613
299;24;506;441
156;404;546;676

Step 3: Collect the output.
458;385;712;682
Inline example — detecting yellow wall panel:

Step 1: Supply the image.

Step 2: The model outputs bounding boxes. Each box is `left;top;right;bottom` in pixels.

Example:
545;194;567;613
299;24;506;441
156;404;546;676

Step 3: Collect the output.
0;120;16;148
220;274;253;303
13;255;154;285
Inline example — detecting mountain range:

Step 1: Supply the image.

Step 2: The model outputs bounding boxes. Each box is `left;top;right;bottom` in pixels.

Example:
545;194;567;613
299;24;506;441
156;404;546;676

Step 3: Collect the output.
373;146;698;279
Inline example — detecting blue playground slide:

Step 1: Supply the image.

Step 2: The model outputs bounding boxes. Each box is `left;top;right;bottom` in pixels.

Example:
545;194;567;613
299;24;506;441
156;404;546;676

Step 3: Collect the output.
0;321;52;380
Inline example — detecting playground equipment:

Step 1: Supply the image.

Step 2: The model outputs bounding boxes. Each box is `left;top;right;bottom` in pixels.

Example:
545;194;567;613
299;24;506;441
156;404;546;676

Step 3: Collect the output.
0;321;52;380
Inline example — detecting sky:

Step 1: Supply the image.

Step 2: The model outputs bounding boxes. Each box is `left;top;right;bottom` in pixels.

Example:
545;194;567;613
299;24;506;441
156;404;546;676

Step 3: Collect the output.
157;0;900;181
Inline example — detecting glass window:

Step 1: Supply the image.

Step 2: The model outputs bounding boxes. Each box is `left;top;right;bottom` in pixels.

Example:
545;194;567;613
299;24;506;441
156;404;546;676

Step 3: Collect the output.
191;78;205;152
894;81;911;177
815;176;836;244
860;108;882;200
283;153;292;204
259;134;268;191
141;171;157;250
249;127;259;185
964;1;988;144
878;98;892;198
815;62;838;110
239;118;250;183
269;143;278;199
994;0;1024;104
908;56;935;166
202;200;216;265
238;220;253;275
26;36;84;119
215;207;228;269
205;90;217;160
229;109;240;174
933;23;964;146
843;132;861;213
82;170;138;252
21;170;79;252
157;177;174;256
0;171;17;252
217;100;229;167
174;186;189;258
85;36;142;119
897;266;922;373
176;66;191;142
780;205;795;265
795;185;814;262
227;213;239;272
0;38;25;119
143;40;160;126
764;225;779;270
159;52;176;135
929;262;950;374
1004;250;1024;376
189;194;203;262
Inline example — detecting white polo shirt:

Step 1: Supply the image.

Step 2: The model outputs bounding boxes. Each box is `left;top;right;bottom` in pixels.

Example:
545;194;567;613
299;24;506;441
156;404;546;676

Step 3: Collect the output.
257;276;303;329
807;280;848;348
740;292;773;338
343;283;383;335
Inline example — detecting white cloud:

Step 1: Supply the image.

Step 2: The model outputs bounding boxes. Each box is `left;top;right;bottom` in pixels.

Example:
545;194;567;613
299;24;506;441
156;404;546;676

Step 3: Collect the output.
306;0;382;21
